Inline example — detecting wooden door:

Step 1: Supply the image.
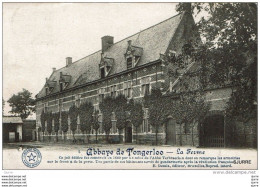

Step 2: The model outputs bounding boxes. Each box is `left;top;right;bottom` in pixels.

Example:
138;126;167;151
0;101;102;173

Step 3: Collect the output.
125;126;132;143
166;119;176;145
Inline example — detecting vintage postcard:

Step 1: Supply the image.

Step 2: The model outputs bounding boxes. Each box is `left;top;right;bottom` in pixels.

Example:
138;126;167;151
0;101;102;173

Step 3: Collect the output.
2;2;257;174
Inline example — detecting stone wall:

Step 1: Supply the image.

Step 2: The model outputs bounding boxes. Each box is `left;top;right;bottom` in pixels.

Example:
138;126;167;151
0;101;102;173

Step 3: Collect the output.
40;132;124;144
225;118;257;148
133;133;165;145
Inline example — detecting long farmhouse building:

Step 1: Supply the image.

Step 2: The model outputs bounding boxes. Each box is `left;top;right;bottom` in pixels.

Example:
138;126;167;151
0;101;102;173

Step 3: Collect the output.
35;9;257;147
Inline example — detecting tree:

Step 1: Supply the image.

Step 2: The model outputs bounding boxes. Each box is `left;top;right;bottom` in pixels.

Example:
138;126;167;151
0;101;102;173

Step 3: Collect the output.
84;102;94;143
69;105;78;142
40;110;46;142
79;102;88;133
172;94;193;146
85;102;94;136
144;88;172;145
61;111;69;141
176;3;257;145
99;96;114;143
92;110;100;143
174;90;210;146
191;94;210;146
226;77;257;146
163;40;212;146
114;94;128;143
53;112;60;142
129;99;143;144
46;111;53;141
78;102;94;143
7;88;35;119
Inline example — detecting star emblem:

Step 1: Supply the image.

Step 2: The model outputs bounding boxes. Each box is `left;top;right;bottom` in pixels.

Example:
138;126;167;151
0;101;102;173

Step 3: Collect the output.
27;153;36;162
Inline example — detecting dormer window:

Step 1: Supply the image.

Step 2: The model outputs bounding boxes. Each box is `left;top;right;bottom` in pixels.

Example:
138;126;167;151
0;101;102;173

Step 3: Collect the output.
60;82;63;91
127;57;133;69
45;78;56;95
100;67;105;79
45;87;49;95
124;40;143;69
59;72;71;91
99;53;114;78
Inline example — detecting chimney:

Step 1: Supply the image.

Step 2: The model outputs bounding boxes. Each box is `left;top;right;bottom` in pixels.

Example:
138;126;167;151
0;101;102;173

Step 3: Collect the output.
52;67;56;72
101;36;114;52
46;78;48;82
66;57;72;67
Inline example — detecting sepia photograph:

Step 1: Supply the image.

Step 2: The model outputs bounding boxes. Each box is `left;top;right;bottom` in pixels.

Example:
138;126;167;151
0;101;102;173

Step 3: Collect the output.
2;1;257;177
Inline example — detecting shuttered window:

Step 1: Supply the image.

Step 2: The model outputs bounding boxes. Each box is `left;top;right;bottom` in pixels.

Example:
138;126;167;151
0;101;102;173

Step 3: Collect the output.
111;85;117;98
123;81;132;98
141;77;151;96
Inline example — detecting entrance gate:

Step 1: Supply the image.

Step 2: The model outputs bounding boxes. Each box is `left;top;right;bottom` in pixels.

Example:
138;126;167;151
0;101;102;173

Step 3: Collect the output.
202;115;224;147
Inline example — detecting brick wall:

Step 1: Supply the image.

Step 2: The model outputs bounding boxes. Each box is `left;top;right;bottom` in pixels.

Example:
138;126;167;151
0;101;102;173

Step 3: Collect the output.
36;62;164;141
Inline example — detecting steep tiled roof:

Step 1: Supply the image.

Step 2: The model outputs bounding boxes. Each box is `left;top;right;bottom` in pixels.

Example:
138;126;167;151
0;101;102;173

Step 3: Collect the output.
37;12;185;99
3;116;23;124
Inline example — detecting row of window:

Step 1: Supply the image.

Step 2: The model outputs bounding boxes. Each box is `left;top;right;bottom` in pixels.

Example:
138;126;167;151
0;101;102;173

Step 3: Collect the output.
94;119;151;134
42;106;151;134
45;118;151;135
43;76;152;114
99;78;151;102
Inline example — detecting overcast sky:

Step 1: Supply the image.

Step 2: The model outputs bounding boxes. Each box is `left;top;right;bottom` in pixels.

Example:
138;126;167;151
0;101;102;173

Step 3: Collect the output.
3;3;180;117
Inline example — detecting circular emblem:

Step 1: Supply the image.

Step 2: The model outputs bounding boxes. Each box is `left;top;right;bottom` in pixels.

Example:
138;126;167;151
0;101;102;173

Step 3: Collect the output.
22;148;42;168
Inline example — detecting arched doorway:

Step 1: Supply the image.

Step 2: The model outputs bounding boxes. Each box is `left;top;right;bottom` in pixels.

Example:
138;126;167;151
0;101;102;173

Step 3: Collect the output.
166;118;176;145
201;115;224;147
125;122;132;143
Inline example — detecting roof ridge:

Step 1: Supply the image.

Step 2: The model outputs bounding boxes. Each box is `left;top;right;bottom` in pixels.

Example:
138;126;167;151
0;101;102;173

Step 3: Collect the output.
52;12;183;73
107;12;183;48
